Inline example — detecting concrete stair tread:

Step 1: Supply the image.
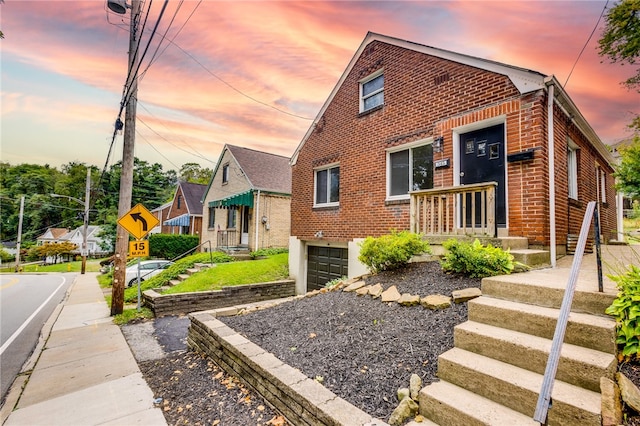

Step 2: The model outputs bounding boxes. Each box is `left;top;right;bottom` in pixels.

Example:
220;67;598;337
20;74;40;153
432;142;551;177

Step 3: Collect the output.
420;380;538;425
468;296;616;354
481;272;615;315
455;320;616;391
438;347;601;420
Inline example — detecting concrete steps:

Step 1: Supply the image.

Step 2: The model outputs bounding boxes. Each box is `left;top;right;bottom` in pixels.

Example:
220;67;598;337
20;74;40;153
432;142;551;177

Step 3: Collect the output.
419;272;617;425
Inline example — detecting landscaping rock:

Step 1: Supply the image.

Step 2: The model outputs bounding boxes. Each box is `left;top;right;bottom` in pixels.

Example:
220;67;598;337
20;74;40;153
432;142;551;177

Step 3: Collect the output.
381;285;401;303
388;397;418;426
452;287;482;303
409;374;422;400
343;280;366;292
420;294;451;310
397;387;410;402
397;293;420;306
368;283;383;298
618;371;640;413
600;377;622;426
356;285;372;296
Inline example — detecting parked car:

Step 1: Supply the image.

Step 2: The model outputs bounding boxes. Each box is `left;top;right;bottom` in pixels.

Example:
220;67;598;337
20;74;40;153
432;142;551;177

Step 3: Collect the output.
125;260;173;287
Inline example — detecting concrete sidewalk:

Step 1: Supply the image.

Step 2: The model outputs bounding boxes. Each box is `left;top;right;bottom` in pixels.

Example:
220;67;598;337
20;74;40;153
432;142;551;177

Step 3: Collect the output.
1;273;166;426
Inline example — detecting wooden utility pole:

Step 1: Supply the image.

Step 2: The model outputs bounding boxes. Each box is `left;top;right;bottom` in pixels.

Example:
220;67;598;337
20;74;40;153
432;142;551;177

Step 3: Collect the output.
81;167;90;274
111;0;141;315
14;196;24;272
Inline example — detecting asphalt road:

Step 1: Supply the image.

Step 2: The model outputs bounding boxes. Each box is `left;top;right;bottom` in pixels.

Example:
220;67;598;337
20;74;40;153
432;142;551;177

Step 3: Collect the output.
0;273;73;403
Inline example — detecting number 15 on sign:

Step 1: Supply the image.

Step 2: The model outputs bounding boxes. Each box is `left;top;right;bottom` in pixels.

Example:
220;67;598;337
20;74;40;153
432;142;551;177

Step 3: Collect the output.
129;240;149;257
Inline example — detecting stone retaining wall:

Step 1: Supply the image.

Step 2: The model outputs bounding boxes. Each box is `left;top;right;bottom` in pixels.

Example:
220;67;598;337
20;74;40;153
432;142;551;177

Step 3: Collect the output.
143;280;295;317
187;310;388;426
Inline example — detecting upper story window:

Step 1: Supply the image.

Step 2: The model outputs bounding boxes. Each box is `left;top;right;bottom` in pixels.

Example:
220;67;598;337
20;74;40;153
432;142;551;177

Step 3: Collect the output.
177;195;182;209
222;164;230;184
314;164;340;207
360;71;384;113
387;141;433;200
567;140;579;200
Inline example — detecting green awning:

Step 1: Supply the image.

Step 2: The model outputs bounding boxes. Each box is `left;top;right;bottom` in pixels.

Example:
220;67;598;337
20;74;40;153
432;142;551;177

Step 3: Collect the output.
209;190;254;208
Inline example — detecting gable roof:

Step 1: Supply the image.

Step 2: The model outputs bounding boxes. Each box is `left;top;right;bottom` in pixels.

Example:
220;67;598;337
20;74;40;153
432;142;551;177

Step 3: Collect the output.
227;145;292;193
291;31;614;166
37;228;70;240
178;181;207;216
203;144;291;202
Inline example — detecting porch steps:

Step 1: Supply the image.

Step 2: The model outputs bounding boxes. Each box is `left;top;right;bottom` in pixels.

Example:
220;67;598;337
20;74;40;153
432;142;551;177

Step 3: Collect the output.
426;236;551;268
419;274;617;425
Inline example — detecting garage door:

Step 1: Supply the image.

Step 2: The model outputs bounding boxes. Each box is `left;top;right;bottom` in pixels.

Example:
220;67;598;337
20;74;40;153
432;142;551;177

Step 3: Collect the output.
307;246;348;291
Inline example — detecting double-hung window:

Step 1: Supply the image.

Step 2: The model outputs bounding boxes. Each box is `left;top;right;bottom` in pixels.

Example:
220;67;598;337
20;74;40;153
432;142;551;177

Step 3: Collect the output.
387;141;433;200
208;207;216;229
222;164;229;184
567;140;578;200
360;71;384;113
314;164;340;207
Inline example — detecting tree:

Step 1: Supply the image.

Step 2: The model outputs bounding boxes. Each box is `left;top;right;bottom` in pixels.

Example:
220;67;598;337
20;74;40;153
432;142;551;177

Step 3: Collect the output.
599;0;640;91
179;162;213;184
615;138;640;198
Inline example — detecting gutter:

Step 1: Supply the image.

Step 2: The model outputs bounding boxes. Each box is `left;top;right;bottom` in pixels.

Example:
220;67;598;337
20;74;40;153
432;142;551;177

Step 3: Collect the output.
545;77;557;267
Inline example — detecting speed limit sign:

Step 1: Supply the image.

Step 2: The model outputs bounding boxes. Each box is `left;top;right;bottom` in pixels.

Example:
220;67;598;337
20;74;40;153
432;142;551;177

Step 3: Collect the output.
129;240;149;257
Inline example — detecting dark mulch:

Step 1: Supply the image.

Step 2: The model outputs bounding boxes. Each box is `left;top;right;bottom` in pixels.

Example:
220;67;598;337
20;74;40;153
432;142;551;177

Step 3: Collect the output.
221;261;481;422
139;350;288;426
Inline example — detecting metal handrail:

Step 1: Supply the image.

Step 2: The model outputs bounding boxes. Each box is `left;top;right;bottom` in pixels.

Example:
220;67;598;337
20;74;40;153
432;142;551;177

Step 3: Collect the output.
533;200;603;423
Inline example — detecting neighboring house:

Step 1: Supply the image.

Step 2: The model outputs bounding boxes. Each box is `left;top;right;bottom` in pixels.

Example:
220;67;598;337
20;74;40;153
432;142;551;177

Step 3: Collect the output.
201;144;291;252
611;136;638;220
36;228;70;245
150;202;172;234
37;225;112;262
162;182;206;237
289;32;618;292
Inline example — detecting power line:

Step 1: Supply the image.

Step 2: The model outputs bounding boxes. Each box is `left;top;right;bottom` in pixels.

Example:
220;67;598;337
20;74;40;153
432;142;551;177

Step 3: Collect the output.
564;0;609;89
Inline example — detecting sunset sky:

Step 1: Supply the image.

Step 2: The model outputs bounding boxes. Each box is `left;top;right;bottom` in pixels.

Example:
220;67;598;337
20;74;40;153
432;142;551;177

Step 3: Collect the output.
1;0;638;173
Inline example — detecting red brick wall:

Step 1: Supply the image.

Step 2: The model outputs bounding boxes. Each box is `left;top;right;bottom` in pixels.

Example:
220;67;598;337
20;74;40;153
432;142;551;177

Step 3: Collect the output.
291;40;615;247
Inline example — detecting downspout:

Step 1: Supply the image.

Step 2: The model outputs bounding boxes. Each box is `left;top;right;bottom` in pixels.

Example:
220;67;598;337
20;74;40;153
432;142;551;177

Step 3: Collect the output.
254;190;261;251
546;80;557;267
617;191;624;242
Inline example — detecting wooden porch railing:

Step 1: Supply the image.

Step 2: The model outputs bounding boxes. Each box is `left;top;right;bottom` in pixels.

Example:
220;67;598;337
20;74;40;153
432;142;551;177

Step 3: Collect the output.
410;182;497;237
217;230;238;248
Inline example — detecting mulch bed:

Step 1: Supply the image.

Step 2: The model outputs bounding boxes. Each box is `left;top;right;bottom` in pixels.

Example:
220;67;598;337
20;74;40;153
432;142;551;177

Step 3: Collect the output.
221;261;481;422
139;350;288;426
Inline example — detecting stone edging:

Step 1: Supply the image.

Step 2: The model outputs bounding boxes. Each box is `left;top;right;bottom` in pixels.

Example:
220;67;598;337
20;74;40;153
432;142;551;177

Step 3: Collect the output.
143;280;296;316
187;308;390;426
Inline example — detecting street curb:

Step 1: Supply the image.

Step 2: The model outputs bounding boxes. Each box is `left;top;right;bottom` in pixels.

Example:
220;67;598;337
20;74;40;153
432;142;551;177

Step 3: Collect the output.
0;276;76;425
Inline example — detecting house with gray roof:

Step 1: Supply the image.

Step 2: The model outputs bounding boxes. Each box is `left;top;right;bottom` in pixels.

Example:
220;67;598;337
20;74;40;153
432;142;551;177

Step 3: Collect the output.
162;181;207;237
201;144;291;252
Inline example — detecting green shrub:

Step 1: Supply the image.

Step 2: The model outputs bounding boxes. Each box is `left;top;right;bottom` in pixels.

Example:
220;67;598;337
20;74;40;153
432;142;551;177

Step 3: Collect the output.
605;265;640;361
148;234;200;259
250;247;288;259
123;251;233;303
441;238;516;278
358;230;431;273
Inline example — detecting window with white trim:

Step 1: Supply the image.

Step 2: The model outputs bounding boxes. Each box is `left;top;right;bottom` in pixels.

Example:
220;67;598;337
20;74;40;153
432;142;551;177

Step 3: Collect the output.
222;164;229;184
360;71;384;113
314;164;340;207
597;165;607;204
387;141;434;199
567;142;578;200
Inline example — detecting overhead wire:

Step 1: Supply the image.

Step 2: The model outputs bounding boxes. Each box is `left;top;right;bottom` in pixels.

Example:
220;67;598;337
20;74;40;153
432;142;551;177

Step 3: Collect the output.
563;0;609;88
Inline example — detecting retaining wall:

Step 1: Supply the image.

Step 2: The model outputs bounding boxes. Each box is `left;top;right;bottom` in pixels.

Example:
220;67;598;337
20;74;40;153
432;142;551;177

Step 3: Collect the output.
187;310;388;426
143;280;295;316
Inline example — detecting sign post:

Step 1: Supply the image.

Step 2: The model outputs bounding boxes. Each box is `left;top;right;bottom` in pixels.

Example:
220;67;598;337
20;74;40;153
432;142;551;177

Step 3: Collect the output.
117;204;159;311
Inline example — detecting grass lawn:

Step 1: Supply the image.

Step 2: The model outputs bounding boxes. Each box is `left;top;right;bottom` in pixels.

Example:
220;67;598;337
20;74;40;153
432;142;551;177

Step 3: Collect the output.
623;217;640;244
1;259;103;273
161;252;289;294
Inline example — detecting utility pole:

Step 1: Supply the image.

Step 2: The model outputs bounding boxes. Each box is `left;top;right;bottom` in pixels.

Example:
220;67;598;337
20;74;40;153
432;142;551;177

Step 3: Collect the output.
110;0;141;315
81;167;91;274
14;196;24;273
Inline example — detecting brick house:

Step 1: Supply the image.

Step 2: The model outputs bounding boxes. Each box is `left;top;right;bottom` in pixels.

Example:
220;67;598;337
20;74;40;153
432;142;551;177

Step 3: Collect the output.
289;32;617;292
162;181;206;237
151;202;172;234
201;144;291;252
